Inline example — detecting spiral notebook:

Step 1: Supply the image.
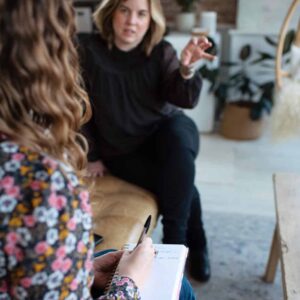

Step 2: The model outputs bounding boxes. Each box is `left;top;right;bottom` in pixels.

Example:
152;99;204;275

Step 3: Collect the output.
122;243;189;300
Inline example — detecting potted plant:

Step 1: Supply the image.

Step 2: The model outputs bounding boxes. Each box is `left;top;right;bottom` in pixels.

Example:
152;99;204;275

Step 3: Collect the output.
175;0;197;32
213;31;294;140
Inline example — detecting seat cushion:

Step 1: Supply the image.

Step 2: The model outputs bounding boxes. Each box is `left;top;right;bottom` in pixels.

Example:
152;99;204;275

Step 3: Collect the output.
87;175;158;251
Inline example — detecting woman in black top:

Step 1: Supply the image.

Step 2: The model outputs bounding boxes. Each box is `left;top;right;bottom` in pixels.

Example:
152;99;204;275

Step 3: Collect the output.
79;0;215;282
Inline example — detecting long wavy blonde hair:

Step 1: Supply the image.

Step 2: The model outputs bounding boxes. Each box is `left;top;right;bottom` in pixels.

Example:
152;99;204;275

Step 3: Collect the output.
0;0;91;173
93;0;166;55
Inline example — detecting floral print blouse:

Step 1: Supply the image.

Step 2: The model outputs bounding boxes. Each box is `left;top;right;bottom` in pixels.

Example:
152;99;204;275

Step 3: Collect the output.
0;135;140;300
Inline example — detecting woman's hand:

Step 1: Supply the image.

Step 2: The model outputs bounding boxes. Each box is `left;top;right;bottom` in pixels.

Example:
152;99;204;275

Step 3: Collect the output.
86;160;107;177
117;237;155;288
180;36;215;67
93;251;124;290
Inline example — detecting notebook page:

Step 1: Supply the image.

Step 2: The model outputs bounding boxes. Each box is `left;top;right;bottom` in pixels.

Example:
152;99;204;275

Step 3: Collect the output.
124;244;188;300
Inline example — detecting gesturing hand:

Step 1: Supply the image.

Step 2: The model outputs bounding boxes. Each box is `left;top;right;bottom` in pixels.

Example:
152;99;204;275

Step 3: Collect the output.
180;36;215;67
93;251;124;290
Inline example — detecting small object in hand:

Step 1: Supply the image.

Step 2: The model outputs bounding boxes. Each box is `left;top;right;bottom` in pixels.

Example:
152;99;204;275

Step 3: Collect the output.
134;215;152;249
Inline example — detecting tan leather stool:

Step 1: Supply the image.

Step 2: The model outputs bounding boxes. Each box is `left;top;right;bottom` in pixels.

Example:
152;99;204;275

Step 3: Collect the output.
88;175;158;251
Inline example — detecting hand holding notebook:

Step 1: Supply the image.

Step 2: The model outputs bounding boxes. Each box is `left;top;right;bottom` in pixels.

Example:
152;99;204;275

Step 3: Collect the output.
93;250;124;290
104;215;188;300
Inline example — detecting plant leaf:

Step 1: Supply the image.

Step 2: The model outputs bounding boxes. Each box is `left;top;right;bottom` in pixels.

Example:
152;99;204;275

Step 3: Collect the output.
283;29;295;54
240;44;251;61
264;36;277;47
251;52;275;64
250;104;262;120
221;61;239;67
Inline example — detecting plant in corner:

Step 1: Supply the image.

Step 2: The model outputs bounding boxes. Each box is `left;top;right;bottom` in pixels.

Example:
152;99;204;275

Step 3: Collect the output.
213;30;295;140
176;0;196;13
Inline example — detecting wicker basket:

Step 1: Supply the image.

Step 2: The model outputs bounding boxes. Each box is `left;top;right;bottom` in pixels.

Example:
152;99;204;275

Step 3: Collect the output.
219;102;264;140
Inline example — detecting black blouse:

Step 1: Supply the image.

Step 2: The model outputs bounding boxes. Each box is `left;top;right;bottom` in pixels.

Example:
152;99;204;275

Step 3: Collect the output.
78;33;202;160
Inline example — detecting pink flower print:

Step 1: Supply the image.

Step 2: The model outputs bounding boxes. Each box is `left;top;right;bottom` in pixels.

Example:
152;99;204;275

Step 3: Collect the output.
20;278;32;288
62;258;72;273
6;232;20;245
116;277;130;286
4;243;23;261
51;257;64;271
35;241;48;255
1;176;14;189
55;246;66;258
67;218;76;231
67;183;74;192
77;241;86;253
15;247;24;261
42;157;58;170
30;181;41;191
0;281;7;292
5;186;20;198
81;197;92;214
79;191;89;202
48;193;67;210
70;279;78;291
23;215;36;227
12;153;25;161
4;243;17;255
87;249;93;260
84;258;93;272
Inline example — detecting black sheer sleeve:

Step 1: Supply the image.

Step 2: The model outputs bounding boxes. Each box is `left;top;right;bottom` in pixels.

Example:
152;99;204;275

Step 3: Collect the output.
160;41;203;109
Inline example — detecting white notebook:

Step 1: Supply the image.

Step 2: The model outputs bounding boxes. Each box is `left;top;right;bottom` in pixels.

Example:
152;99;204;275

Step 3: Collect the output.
124;244;189;300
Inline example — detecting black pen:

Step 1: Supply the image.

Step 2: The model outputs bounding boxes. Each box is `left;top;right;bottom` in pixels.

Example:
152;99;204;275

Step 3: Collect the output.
134;215;151;249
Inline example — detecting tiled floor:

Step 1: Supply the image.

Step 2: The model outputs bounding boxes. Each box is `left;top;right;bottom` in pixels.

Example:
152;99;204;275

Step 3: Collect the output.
152;121;300;299
197;125;300;218
192;126;300;299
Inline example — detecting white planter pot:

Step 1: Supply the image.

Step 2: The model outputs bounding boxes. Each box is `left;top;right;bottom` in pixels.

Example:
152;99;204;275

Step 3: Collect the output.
176;12;195;32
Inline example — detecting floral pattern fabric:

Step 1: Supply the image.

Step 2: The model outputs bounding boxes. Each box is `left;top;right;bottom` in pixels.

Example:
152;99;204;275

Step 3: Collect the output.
0;135;140;300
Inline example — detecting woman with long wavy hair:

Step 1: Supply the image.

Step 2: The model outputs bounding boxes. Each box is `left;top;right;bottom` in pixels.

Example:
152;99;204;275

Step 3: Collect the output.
0;1;154;299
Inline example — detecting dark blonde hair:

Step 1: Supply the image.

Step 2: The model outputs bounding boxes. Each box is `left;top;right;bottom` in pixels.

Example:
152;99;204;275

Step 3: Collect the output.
0;0;91;173
93;0;166;55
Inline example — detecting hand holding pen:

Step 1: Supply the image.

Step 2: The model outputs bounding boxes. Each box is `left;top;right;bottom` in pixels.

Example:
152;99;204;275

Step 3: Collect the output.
116;215;155;288
117;240;155;288
134;215;152;249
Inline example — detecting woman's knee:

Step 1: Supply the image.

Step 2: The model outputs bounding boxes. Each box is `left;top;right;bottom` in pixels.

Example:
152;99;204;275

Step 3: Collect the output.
155;114;200;158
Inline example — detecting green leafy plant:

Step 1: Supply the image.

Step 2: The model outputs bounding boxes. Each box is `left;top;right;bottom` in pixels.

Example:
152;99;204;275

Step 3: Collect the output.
213;30;295;121
176;0;196;12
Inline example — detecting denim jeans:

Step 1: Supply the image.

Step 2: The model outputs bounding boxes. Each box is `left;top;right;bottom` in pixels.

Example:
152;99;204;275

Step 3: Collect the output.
180;276;196;300
104;113;206;249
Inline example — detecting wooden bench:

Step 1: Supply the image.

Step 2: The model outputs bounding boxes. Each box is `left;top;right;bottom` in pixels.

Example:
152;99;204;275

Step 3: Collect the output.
263;173;300;299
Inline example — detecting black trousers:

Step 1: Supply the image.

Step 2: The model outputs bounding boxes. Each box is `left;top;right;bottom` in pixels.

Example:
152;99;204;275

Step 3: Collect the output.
104;113;207;249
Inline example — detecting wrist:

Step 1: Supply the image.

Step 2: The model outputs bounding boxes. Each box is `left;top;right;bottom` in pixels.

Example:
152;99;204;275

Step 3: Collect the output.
179;63;195;80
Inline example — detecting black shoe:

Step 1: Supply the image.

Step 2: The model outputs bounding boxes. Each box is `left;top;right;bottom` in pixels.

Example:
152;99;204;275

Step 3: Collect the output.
188;246;211;282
